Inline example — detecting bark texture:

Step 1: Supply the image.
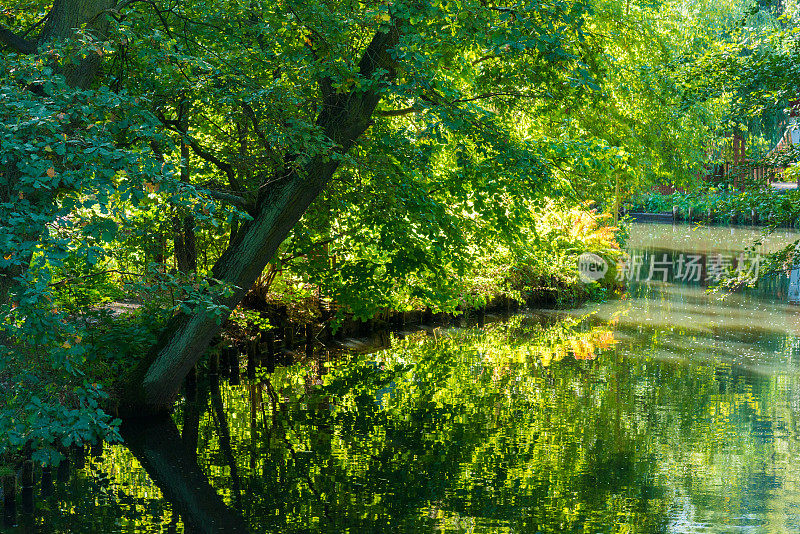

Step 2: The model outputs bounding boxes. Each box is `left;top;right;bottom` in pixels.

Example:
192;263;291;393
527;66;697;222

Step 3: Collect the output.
0;0;112;85
39;0;113;88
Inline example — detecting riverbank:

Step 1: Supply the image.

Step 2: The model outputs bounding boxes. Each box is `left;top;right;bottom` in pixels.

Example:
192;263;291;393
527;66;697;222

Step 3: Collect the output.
226;270;616;351
221;205;626;356
625;188;800;226
0;204;626;482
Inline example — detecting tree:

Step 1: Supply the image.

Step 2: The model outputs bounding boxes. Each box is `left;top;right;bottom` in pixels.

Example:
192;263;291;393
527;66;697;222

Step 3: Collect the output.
126;15;408;412
0;0;757;458
0;0;605;412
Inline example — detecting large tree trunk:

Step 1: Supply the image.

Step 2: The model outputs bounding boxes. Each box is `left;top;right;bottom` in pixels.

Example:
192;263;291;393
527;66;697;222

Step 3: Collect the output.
120;24;400;415
39;0;113;88
0;0;112;81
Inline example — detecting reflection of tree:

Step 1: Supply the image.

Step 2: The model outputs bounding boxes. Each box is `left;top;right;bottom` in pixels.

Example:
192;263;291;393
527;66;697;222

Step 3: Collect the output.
180;378;209;461
207;323;675;532
121;416;249;533
209;378;243;510
40;312;800;532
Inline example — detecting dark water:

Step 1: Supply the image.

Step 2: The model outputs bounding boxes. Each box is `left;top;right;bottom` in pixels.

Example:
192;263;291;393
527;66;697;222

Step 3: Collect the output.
7;222;800;533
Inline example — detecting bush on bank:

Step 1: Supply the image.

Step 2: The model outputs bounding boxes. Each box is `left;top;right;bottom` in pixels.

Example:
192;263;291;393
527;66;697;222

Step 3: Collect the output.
238;202;625;333
626;188;800;225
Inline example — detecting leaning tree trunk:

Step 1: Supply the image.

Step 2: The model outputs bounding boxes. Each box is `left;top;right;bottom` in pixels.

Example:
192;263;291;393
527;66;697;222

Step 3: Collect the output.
120;24;401;415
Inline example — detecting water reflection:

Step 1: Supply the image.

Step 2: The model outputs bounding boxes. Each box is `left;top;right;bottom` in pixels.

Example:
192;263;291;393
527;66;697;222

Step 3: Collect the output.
626;222;800;255
121;416;248;533
7;222;800;533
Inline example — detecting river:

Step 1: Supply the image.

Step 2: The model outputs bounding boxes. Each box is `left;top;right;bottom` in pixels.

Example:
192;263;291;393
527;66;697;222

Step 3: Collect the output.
5;222;800;533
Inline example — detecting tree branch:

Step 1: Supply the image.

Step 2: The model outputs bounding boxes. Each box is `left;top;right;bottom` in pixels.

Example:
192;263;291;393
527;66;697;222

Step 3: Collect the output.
199;188;251;210
472;54;499;66
185;136;243;192
240;102;279;161
0;26;37;54
376;106;422;117
157;111;241;191
447;91;536;105
21;12;51;38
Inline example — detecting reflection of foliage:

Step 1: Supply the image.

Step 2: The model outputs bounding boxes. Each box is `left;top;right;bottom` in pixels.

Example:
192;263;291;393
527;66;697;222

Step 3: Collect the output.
33;306;800;533
6;445;178;532
229;320;800;532
459;315;618;367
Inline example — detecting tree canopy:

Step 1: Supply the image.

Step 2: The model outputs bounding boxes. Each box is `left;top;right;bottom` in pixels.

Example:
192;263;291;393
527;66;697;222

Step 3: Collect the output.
0;0;791;460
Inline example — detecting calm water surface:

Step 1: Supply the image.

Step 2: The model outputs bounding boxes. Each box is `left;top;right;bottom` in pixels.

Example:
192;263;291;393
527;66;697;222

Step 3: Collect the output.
7;222;800;533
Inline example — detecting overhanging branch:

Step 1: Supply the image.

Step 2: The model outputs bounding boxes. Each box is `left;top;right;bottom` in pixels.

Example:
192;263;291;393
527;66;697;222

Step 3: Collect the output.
0;26;37;54
199;188;251;210
158;111;241;191
376;106;422;117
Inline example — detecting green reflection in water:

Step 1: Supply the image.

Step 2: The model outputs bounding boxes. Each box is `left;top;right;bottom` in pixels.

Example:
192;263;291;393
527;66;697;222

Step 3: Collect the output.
8;223;800;533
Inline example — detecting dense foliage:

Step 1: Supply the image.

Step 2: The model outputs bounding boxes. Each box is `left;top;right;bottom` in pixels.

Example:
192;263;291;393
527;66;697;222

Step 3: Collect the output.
627;187;800;225
0;0;793;468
